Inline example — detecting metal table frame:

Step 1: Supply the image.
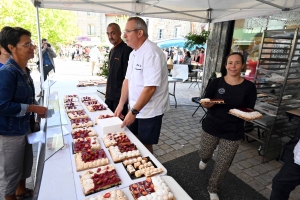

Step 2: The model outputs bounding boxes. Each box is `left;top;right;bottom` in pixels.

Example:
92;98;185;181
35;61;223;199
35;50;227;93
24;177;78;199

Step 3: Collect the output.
168;77;183;108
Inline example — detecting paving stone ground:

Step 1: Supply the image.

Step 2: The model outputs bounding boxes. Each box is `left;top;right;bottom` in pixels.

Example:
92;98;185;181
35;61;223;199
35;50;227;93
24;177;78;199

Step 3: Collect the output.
26;61;300;199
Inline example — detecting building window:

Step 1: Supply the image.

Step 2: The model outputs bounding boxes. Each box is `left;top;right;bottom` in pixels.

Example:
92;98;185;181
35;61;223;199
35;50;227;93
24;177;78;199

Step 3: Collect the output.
158;29;163;39
88;24;95;35
174;26;181;38
146;19;149;27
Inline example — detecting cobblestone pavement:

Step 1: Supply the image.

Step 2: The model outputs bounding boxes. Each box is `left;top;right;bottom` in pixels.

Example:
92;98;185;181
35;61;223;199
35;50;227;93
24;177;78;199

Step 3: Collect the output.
26;60;300;199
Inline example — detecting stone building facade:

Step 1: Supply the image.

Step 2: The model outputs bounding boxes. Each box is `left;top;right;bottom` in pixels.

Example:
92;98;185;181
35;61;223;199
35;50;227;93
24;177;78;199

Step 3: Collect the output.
75;11;106;42
75;11;204;43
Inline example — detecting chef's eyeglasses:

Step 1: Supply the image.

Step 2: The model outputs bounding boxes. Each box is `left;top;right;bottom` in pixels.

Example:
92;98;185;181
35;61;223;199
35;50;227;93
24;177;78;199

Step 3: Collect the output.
123;29;141;34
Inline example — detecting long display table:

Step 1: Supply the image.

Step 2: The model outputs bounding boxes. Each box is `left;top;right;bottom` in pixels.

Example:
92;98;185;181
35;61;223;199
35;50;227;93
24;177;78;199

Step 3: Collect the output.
37;80;191;200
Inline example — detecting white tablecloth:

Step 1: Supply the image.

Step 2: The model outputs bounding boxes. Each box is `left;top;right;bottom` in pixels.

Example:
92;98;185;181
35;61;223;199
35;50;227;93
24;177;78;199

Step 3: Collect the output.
171;64;188;82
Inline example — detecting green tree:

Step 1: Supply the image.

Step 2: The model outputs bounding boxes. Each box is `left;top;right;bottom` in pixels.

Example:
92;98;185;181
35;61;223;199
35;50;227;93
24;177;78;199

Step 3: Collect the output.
0;0;80;48
184;30;210;50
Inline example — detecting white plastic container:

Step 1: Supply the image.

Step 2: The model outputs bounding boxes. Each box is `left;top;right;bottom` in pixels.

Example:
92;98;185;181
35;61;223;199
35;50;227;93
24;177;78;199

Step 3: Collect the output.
97;117;124;135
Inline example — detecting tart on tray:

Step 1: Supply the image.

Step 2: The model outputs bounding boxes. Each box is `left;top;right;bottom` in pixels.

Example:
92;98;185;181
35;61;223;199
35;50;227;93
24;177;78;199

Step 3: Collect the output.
87;104;107;112
81;96;97;102
73;136;100;153
87;104;106;112
229;108;262;121
71;127;98;139
75;149;109;172
102;132;131;148
64;101;81;108
95;114;114;124
80;164;121;195
68;110;88;119
129;177;175;200
65;105;84;113
122;157;163;178
108;144;141;163
71;117;94;128
84;190;127;200
64;97;79;103
83;100;99;106
200;98;225;104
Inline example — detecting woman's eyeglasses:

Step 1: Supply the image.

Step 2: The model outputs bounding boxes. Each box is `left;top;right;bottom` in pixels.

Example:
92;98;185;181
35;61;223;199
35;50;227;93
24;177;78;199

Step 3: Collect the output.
17;41;36;48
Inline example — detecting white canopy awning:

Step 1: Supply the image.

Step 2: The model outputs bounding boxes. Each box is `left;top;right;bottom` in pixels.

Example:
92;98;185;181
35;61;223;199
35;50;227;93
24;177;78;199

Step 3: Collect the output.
32;0;300;23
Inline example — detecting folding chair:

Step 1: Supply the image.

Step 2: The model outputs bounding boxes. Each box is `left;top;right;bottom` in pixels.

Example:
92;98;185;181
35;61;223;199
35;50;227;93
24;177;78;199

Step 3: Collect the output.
191;77;214;123
188;65;198;88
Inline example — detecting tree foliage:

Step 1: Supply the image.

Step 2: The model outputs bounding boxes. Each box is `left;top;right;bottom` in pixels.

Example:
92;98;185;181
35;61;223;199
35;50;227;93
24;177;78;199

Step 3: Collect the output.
184;30;210;49
0;0;80;49
98;54;109;78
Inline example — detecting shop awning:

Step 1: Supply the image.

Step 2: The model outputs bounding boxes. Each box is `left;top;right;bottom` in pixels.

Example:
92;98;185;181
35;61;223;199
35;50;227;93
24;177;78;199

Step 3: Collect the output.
32;0;300;23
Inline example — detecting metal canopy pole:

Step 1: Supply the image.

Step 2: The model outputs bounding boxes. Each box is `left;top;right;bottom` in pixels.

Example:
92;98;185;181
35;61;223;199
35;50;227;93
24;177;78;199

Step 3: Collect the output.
35;2;44;85
200;8;211;96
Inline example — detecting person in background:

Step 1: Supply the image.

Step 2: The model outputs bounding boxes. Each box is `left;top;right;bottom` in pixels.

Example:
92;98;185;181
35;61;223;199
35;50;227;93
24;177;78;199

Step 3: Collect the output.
0;26;47;200
199;48;205;65
199;52;257;200
270;127;300;200
105;23;132;116
89;45;101;75
41;38;56;80
0;44;10;68
194;48;200;63
182;51;192;64
115;17;170;153
36;38;56;97
173;49;178;64
162;49;168;61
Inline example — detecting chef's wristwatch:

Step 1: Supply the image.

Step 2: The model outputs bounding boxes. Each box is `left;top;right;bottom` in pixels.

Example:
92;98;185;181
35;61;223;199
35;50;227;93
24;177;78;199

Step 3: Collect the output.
131;108;139;115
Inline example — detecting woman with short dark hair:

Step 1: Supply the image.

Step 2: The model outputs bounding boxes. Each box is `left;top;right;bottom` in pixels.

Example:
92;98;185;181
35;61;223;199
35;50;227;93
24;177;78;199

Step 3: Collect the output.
0;44;10;68
0;26;47;200
199;52;257;200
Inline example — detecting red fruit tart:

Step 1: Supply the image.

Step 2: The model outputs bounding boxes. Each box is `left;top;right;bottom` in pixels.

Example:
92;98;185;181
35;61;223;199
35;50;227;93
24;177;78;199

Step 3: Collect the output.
85;190;127;200
108;143;140;163
95;114;114;125
68;110;88;120
64;101;80;108
83;100;99;106
102;132;131;148
75;149;109;172
66;105;84;113
80;164;121;195
71;117;93;128
87;104;107;112
77;83;86;87
129;177;175;200
73;136;100;153
81;96;96;102
71;127;98;139
64;97;79;103
64;94;78;99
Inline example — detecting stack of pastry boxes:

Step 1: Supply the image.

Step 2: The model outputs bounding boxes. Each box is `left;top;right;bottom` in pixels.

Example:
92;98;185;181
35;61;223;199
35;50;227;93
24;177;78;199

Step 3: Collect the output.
64;94;168;199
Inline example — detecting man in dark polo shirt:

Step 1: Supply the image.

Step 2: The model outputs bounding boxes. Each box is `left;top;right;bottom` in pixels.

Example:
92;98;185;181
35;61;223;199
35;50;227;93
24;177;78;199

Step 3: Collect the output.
105;23;132;117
